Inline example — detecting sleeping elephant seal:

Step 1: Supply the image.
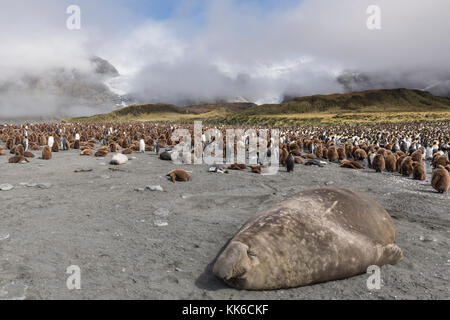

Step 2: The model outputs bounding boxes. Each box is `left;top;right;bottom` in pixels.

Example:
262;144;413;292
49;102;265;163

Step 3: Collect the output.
213;188;402;290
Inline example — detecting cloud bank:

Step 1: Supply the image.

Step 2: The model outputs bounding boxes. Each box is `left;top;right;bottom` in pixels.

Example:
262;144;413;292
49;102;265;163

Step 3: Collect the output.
1;0;450;117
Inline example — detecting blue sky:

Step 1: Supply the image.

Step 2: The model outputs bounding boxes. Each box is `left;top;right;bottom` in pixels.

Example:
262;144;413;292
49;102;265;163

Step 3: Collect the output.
128;0;301;21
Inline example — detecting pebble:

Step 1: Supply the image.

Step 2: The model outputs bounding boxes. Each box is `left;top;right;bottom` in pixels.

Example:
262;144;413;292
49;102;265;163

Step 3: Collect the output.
154;220;168;227
153;208;170;217
134;188;144;192
37;183;52;189
0;184;14;191
0;233;10;241
0;183;14;191
325;181;335;186
419;236;436;242
146;185;164;192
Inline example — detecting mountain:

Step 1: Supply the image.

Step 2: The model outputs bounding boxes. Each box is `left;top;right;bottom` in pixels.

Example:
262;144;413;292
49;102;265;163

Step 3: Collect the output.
0;56;125;120
337;70;450;98
67;88;450;125
241;88;450;115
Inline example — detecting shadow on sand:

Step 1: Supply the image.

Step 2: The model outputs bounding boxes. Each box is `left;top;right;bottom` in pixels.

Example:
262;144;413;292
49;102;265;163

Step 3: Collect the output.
194;241;230;291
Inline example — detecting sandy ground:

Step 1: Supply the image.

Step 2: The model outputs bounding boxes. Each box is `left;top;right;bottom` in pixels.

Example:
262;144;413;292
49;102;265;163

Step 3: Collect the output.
0;144;448;300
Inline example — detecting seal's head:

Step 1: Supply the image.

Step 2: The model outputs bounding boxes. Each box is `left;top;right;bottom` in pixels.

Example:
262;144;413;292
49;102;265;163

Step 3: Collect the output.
213;241;253;282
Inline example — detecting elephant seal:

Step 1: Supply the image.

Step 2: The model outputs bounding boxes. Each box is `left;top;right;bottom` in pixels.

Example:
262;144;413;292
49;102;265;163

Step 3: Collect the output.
213;188;402;290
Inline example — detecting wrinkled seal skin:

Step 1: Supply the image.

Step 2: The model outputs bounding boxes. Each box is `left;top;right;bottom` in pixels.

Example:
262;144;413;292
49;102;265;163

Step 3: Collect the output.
213;188;403;290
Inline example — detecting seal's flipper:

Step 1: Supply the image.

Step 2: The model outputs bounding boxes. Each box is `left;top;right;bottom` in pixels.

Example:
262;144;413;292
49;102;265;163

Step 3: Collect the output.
381;244;403;265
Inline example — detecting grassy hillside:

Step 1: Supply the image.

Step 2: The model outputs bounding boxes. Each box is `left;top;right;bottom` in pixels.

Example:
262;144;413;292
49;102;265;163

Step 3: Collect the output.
67;89;450;125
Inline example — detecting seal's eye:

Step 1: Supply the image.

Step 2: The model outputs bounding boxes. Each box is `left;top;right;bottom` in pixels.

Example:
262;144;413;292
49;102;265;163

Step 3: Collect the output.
248;251;257;257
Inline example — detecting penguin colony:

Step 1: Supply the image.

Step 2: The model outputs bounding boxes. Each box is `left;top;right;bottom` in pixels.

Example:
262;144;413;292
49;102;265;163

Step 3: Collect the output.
0;121;448;192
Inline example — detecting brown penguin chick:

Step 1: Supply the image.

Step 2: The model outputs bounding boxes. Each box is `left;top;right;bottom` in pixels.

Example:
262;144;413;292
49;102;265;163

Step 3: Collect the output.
396;155;406;173
288;143;301;156
385;153;397;172
132;143;140;151
95;149;108;157
346;144;354;159
80;149;93;156
446;164;450;173
14;144;24;156
41;146;52;160
6;138;14;150
377;148;387;158
30;143;40;151
340;160;364;169
395;150;405;158
110;143;118;152
432;154;449;169
315;145;323;158
412;162;426;181
250;165;266;174
431;165;450;193
319;147;326;159
23;151;35;158
301;153;317;159
372;154;385;172
354;149;367;161
121;139;129;149
228;163;247;170
337;147;346;161
52;140;59;152
9;155;29;163
122;148;133;155
411;150;422;163
279;147;289;165
167;169;191;183
327;146;339;162
400;156;413;177
39;135;47;146
294;157;303;164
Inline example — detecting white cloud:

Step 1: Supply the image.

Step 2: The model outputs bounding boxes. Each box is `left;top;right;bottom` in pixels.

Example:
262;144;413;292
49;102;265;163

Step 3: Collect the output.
1;0;450;117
